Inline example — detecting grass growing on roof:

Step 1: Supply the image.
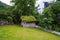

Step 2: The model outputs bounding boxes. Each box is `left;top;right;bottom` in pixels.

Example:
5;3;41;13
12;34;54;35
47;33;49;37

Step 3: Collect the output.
21;16;36;22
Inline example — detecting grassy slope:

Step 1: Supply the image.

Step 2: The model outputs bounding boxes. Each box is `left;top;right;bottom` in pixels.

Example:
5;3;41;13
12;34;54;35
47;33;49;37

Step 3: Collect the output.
0;25;60;40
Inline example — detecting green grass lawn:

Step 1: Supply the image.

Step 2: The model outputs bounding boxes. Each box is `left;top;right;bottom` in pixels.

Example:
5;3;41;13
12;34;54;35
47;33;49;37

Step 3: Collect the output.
0;25;60;40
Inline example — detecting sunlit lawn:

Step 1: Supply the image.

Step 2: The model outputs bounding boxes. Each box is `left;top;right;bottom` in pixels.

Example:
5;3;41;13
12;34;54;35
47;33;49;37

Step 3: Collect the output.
0;25;60;40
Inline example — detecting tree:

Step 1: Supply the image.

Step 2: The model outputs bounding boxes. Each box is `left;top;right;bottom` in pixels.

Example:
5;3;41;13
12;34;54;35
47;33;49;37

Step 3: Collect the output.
11;0;36;24
51;1;60;24
57;0;60;1
40;1;60;31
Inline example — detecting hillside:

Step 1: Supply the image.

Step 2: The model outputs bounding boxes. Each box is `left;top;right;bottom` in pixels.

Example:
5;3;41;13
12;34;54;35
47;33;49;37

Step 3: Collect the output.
0;1;11;10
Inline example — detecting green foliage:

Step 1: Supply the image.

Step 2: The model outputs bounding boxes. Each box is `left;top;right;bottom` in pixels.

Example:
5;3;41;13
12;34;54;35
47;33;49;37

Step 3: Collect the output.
51;1;60;14
7;16;13;22
0;1;13;23
51;1;60;24
54;25;60;31
0;1;6;10
12;0;35;15
11;0;36;15
36;6;54;30
0;1;11;10
21;16;36;22
57;0;60;1
11;0;36;23
36;1;60;31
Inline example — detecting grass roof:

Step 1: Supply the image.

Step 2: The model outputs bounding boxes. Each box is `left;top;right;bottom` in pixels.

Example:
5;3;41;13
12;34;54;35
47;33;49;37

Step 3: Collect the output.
21;16;36;22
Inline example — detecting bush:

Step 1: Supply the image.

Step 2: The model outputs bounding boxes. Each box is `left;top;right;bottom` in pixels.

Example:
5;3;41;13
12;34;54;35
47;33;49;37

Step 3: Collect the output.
7;16;13;22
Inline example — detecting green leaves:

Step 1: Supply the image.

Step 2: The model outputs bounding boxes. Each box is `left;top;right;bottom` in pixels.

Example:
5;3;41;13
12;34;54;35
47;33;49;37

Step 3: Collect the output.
11;0;36;15
11;0;36;23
